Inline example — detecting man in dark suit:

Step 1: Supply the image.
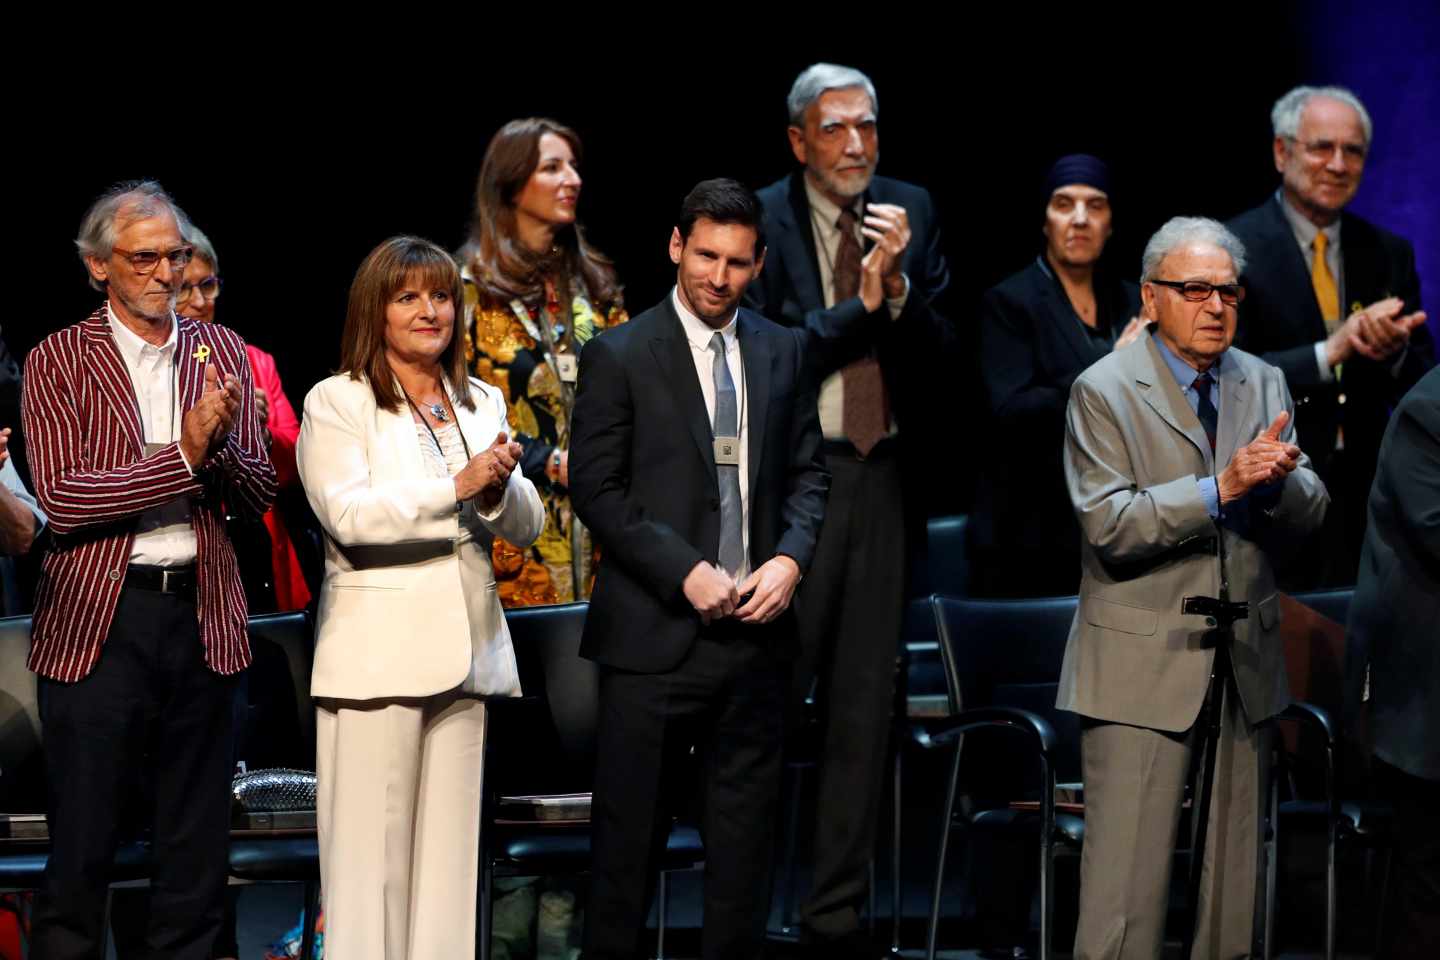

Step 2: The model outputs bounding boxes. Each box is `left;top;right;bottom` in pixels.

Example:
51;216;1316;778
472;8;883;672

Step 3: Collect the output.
1228;85;1432;587
742;63;951;951
571;178;828;960
974;154;1143;598
23;180;275;959
1347;367;1440;958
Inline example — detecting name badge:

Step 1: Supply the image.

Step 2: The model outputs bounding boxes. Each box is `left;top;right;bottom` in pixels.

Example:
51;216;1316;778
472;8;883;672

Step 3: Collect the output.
555;354;579;383
713;436;740;466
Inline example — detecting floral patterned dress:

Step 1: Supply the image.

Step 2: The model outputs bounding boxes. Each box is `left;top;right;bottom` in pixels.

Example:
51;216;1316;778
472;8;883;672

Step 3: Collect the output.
463;273;627;606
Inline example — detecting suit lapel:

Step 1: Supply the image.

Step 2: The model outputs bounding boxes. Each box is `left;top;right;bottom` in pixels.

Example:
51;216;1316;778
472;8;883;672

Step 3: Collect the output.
649;299;719;490
1215;358;1253;469
737;312;772;494
1259;197;1328;340
176;318;206;418
81;308;145;457
1339;212;1387;309
781;171;826;312
1134;337;1213;470
1035;260;1103;369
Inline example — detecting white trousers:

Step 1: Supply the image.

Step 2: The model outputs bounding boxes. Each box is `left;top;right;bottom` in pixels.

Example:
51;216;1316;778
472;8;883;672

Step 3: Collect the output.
316;692;487;960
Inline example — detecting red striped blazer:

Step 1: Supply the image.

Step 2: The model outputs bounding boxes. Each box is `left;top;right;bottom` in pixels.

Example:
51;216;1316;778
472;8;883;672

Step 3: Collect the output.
20;307;278;682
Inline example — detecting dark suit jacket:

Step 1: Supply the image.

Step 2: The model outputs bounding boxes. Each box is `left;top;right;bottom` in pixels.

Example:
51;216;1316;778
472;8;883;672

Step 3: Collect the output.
744;170;952;433
569;295;829;674
1228;196;1434;490
972;258;1140;566
1347;367;1440;780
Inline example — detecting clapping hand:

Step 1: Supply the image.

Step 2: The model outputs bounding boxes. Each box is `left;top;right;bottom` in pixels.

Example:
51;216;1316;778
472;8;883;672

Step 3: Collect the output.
179;363;242;464
1217;412;1301;504
454;432;524;509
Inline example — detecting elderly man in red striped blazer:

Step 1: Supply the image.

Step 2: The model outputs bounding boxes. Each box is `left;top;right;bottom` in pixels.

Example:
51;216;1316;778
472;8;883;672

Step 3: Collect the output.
21;180;276;960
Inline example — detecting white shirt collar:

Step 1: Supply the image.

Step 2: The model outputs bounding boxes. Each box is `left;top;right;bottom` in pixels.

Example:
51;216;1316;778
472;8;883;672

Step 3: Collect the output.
803;175;862;234
107;302;177;368
1276;189;1341;252
672;286;738;351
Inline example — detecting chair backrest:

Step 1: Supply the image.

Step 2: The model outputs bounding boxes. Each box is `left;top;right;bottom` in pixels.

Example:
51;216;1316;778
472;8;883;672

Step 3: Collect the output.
0;616;41;811
926;514;971;598
931;595;1082;802
489;602;595;796
239;611;315;771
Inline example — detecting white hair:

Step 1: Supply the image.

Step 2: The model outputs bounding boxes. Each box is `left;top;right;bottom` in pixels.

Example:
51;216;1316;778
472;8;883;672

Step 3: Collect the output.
184;223;219;274
786;63;878;126
1140;217;1247;283
1271;85;1373;146
75;180;191;292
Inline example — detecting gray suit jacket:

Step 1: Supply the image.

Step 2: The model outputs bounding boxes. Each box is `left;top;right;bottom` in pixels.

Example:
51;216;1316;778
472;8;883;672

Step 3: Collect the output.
1057;334;1329;732
1347;367;1440;780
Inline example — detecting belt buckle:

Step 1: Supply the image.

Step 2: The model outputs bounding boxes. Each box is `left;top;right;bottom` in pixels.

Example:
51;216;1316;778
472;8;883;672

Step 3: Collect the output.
161;569;180;593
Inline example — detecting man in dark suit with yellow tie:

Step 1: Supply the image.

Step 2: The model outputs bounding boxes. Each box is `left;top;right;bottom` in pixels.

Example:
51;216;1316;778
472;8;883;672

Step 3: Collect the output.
1228;85;1432;587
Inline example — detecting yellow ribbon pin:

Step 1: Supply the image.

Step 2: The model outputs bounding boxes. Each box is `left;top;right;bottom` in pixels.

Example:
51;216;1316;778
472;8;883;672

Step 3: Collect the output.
193;344;211;363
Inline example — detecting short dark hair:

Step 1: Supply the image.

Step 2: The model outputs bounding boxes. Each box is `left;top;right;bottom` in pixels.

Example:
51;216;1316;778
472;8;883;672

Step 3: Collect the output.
677;178;766;256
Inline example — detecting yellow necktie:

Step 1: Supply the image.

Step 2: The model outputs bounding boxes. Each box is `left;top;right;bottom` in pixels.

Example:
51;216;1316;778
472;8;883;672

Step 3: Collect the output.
1312;231;1340;330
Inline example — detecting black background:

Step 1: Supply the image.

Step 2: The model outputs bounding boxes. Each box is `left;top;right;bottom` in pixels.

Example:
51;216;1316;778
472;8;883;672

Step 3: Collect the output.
14;22;1313;515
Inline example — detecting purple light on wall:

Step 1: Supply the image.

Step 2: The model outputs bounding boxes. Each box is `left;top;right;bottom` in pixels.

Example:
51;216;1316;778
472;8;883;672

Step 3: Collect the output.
1304;8;1440;347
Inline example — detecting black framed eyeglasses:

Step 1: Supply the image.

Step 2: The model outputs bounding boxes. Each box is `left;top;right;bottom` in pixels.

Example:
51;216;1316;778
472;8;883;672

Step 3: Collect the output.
1150;279;1246;306
177;275;223;302
111;245;194;274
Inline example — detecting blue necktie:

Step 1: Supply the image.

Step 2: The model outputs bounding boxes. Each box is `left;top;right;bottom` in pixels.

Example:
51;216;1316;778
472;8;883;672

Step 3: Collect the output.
710;333;744;576
1192;373;1218;453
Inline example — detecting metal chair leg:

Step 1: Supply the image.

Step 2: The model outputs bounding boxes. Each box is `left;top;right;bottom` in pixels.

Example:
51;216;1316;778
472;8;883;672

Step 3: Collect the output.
891;741;904;955
300;880;320;960
655;871;668;960
1262;768;1278;960
1038;755;1055;960
926;738;962;960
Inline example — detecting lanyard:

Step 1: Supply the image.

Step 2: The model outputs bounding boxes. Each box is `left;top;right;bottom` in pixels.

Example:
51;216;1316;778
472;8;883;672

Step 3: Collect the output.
403;391;473;464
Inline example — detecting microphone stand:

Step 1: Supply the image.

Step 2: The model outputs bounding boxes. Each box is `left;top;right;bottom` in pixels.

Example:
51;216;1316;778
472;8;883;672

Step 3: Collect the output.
1178;581;1250;960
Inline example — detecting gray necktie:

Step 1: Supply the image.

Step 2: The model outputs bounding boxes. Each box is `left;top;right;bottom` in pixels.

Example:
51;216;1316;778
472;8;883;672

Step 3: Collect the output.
710;333;744;576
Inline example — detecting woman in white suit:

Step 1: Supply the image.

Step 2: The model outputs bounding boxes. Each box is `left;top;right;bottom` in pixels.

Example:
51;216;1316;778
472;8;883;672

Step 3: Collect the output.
297;235;544;960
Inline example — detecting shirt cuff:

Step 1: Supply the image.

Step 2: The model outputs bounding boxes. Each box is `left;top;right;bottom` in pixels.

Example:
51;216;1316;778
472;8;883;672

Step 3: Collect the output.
885;274;910;321
176;442;197;477
476;478;511;522
1314;341;1335;382
1198;476;1220;519
1389;344;1409;377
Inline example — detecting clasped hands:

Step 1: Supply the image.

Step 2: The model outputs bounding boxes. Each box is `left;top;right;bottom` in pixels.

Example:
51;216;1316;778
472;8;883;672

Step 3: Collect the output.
179;363;243;465
454;432;524;510
1217;411;1302;504
683;555;801;626
1325;296;1428;367
858;203;912;313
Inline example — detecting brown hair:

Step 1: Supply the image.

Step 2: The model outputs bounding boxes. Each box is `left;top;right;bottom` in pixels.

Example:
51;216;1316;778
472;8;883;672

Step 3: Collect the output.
339;236;474;413
461;117;622;308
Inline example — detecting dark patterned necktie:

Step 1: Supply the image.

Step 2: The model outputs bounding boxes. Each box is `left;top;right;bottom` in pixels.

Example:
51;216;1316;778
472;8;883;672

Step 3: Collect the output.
1192;373;1218;453
833;207;889;455
710;333;744;576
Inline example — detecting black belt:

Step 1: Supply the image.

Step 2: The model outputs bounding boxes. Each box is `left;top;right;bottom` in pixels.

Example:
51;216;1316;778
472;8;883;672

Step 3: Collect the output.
821;436;899;461
125;564;197;595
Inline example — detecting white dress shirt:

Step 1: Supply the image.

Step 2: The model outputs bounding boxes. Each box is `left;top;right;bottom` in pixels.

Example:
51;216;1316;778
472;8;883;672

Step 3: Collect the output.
672;287;751;580
109;307;196;566
802;177;905;441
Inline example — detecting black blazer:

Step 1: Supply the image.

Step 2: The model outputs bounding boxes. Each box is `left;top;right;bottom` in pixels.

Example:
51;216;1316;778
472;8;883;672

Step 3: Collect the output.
569;296;829;674
971;258;1140;557
744;170;952;431
1228;196;1434;482
1347;367;1440;780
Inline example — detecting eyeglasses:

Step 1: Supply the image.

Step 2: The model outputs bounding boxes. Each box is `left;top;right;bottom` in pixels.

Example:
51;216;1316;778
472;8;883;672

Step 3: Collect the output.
1150;279;1246;305
1292;137;1366;166
177;275;223;302
112;245;194;274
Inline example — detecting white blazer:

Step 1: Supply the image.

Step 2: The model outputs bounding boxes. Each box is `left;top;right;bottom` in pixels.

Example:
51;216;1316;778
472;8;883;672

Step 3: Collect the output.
297;373;544;701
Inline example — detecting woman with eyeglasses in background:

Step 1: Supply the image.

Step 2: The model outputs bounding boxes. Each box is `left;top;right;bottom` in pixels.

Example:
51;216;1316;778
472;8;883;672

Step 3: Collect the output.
178;226;312;614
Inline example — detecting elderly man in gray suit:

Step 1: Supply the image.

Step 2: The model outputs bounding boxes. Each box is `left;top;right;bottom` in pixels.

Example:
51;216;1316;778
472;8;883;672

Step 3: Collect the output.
1060;216;1329;959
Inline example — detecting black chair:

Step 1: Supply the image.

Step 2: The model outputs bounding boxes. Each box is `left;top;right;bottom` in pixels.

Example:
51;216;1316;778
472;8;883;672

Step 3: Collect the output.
925;515;971;598
1262;588;1392;960
917;595;1082;960
226;610;320;960
480;602;704;960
